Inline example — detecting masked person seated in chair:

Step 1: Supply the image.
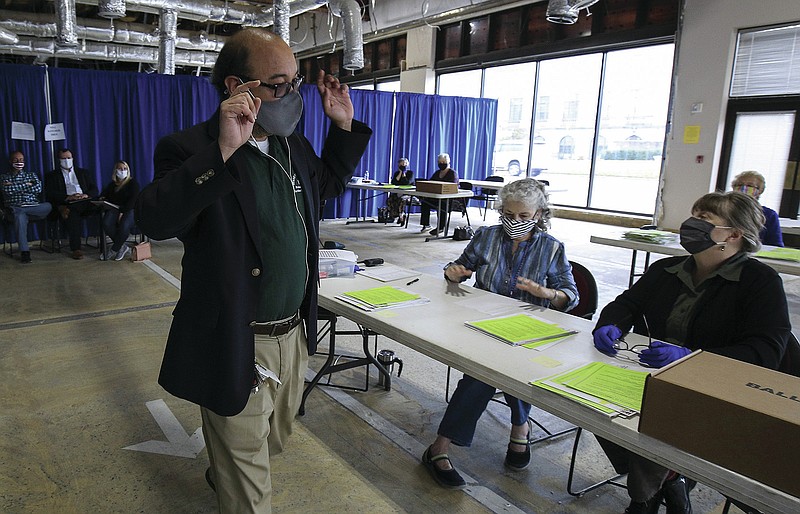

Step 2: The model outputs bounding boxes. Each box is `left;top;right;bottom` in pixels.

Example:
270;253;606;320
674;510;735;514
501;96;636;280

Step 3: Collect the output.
1;150;52;263
44;148;99;260
98;160;140;261
421;178;579;489
592;191;791;514
730;170;783;247
386;157;413;225
419;152;458;236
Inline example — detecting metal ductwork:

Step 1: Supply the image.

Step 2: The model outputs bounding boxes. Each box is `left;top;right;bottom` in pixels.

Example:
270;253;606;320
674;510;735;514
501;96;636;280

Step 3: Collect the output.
546;0;600;25
328;0;363;70
74;0;330;27
4;35;217;67
158;7;177;74
273;0;291;44
0;11;227;51
97;0;126;19
0;27;19;45
55;0;78;46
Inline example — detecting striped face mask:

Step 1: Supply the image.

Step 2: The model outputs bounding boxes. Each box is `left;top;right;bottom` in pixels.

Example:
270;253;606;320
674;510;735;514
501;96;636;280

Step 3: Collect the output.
500;215;537;239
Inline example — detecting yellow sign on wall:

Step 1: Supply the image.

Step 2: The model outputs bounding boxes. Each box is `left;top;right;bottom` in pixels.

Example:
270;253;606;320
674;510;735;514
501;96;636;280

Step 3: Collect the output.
683;125;701;144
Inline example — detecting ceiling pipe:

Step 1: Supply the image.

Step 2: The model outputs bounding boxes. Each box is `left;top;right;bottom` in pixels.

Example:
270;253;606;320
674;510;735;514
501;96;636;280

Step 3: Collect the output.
73;0;329;27
0;11;227;51
328;0;363;70
97;0;126;19
1;35;217;67
546;0;601;25
0;27;19;45
55;0;78;46
273;0;291;44
158;7;177;74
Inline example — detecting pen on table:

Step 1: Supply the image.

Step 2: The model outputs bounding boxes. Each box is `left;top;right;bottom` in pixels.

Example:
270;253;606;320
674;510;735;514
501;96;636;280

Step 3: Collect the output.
406;278;419;286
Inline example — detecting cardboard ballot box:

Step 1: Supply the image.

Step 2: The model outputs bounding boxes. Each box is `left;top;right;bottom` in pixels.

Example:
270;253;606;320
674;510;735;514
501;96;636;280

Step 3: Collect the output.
639;351;800;498
415;180;459;195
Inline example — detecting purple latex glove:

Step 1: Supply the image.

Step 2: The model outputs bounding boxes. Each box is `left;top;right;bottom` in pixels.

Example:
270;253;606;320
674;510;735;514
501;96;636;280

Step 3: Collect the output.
593;325;622;354
638;340;691;368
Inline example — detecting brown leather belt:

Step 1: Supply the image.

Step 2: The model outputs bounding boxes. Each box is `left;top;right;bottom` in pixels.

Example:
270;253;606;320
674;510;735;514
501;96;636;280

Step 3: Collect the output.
250;312;301;337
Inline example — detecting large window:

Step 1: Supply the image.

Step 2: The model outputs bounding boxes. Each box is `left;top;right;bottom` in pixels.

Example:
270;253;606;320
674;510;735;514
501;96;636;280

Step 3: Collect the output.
436;43;675;215
483;63;536;178
437;70;482;98
591;45;674;213
534;54;602;207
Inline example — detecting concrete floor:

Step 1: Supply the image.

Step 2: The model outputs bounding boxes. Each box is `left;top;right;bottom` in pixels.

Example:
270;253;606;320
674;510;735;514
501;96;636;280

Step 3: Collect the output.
3;207;794;513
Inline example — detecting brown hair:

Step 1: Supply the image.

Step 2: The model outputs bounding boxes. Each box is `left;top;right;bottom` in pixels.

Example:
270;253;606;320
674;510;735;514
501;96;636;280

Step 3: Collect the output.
210;29;279;98
691;191;765;252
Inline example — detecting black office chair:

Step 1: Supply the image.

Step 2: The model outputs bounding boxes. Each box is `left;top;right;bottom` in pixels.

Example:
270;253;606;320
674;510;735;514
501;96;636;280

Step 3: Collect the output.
566;261;598;320
473;175;504;220
450;181;472;227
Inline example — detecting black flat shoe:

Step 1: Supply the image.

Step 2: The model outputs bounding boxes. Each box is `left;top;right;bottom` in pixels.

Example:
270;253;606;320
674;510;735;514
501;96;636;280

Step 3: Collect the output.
422;446;466;489
504;439;531;470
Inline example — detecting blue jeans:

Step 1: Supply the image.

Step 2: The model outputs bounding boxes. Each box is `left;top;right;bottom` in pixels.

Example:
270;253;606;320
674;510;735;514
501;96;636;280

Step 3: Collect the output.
437;374;532;447
102;209;135;252
11;203;52;251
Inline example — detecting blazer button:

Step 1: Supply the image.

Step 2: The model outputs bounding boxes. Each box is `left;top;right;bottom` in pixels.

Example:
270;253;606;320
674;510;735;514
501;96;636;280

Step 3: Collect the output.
251;268;261;277
195;177;203;185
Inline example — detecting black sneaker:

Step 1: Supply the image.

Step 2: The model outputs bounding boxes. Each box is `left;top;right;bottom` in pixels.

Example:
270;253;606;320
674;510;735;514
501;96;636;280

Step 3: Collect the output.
20;251;31;264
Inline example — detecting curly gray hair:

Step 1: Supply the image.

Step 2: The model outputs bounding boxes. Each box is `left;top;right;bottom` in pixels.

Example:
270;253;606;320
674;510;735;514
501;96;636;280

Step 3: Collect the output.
497;178;551;231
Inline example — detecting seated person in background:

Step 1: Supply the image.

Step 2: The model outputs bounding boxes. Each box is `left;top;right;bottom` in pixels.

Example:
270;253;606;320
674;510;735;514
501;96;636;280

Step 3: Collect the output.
592;191;791;514
419;152;458;236
1;150;52;264
730;170;783;247
387;157;413;225
99;160;140;261
422;178;579;489
44;148;98;260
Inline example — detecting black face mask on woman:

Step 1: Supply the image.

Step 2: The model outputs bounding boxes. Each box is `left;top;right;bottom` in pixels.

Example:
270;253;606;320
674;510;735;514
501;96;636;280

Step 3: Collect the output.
437;163;448;171
679;217;730;254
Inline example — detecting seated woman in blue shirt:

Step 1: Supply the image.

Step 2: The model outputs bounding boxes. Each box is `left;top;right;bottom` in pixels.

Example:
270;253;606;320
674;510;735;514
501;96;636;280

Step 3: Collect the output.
421;178;579;489
730;170;783;247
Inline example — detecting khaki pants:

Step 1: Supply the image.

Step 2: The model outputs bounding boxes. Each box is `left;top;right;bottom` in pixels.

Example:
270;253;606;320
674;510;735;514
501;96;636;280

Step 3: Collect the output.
201;324;308;514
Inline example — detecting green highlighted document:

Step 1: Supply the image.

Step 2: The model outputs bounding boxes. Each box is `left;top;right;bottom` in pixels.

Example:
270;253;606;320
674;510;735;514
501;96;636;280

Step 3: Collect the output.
465;313;578;347
336;286;429;311
755;247;800;262
532;362;649;416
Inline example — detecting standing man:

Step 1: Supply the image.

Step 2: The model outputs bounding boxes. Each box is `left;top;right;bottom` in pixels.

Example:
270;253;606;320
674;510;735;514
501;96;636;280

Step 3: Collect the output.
1;151;52;263
135;29;371;513
44;148;98;259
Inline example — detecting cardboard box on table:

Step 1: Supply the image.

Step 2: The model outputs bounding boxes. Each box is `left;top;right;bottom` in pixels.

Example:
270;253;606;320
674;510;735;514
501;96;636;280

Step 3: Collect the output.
638;351;800;498
415;180;459;194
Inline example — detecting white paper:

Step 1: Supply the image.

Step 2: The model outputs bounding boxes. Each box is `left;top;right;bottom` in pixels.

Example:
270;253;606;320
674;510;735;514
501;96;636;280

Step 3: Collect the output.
44;123;66;141
356;264;420;283
11;121;35;141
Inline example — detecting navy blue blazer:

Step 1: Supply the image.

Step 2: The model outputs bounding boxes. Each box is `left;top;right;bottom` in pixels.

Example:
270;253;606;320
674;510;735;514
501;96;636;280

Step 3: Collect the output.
136;111;372;415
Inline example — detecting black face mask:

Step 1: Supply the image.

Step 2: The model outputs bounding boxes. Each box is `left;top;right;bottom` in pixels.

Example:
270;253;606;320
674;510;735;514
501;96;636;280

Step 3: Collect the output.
399;165;407;171
437;163;448;171
679;217;728;254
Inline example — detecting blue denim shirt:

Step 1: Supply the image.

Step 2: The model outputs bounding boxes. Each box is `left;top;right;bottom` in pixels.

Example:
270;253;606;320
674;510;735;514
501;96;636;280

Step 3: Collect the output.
453;224;579;310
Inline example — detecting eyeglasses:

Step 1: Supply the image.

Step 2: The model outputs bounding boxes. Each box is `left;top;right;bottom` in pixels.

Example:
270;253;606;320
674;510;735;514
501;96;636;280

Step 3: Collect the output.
240;75;304;98
613;314;652;363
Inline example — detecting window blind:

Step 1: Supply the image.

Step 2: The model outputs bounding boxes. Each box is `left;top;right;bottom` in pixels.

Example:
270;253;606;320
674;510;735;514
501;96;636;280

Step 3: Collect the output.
731;23;800;97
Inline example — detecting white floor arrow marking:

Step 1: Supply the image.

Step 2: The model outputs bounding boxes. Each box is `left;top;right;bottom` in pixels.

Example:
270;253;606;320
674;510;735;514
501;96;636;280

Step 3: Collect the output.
123;399;205;458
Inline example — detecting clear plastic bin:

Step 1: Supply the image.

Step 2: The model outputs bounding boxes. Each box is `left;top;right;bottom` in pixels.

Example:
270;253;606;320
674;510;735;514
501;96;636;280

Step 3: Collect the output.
318;258;356;278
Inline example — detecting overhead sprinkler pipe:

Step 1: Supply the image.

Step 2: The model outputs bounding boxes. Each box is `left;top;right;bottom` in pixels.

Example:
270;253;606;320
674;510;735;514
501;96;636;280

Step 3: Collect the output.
328;0;363;70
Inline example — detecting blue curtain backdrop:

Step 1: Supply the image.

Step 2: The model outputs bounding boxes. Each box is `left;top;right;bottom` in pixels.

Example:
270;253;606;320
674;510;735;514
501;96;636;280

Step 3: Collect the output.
48;68;218;191
2;64;498;243
299;84;394;220
0;64;50;193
